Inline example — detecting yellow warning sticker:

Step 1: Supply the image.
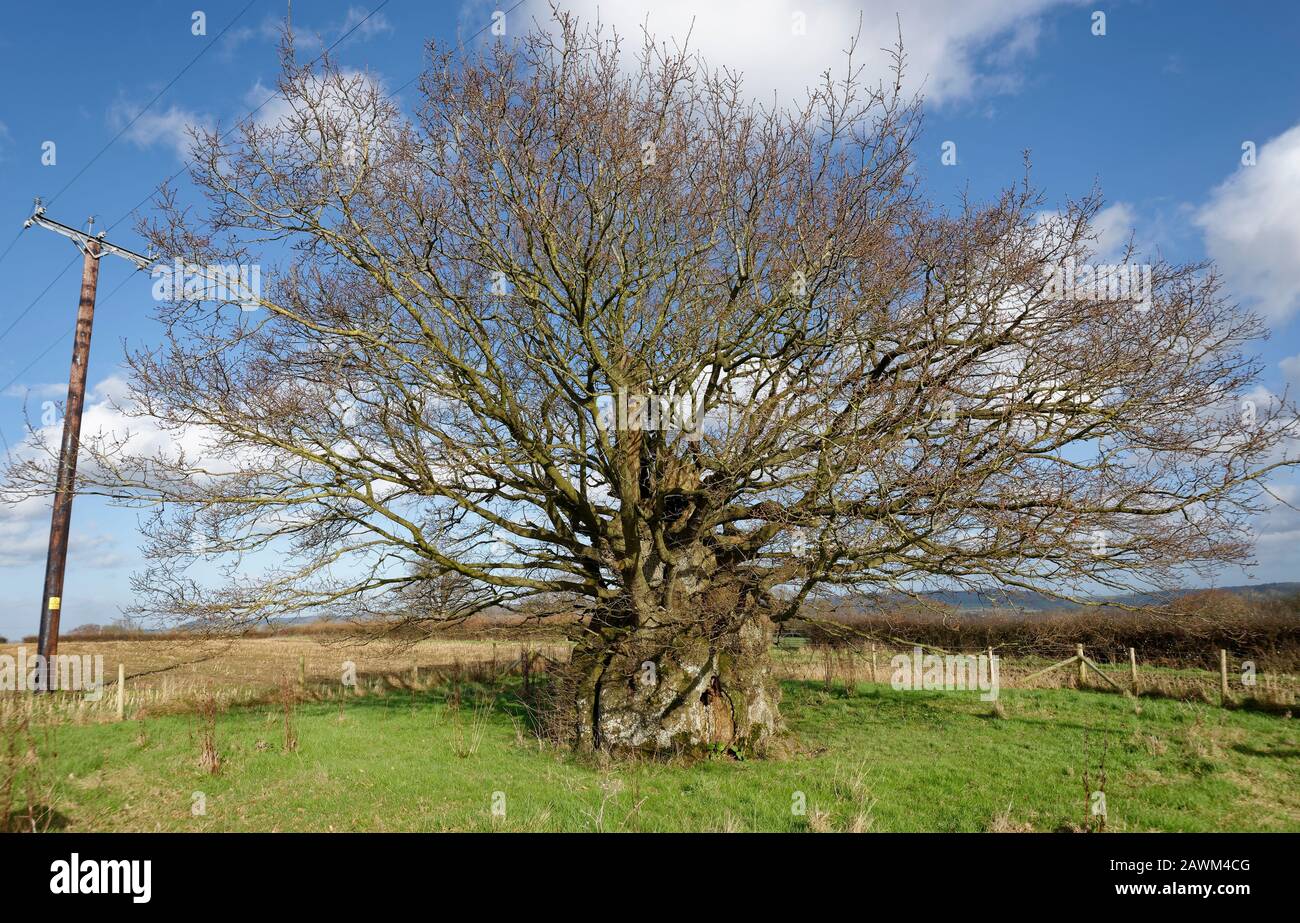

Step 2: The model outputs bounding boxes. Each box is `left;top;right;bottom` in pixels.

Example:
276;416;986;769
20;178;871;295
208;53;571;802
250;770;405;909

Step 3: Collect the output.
48;597;61;610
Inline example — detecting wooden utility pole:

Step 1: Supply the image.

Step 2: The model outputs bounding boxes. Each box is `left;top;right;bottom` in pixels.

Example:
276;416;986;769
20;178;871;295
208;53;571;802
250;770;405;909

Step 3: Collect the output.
35;236;98;665
23;201;151;676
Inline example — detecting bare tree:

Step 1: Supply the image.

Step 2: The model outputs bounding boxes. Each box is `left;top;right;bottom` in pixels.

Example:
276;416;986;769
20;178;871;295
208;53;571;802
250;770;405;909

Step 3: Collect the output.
5;14;1296;753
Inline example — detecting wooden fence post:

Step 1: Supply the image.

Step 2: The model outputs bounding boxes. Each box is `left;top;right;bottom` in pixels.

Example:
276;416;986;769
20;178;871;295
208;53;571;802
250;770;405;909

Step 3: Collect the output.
116;663;125;721
1220;649;1230;703
1129;647;1138;693
1076;644;1086;687
870;644;878;683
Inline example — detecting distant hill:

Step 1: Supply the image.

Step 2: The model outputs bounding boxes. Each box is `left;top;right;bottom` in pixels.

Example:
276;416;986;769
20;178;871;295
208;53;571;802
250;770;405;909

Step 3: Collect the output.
78;582;1300;638
894;583;1300;612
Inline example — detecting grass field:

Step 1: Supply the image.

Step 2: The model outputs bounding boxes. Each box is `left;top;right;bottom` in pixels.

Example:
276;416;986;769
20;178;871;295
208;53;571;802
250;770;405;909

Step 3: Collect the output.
12;639;1297;831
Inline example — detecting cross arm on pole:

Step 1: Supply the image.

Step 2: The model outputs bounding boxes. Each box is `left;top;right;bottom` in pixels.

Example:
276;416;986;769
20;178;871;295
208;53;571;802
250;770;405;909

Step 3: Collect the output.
24;199;155;271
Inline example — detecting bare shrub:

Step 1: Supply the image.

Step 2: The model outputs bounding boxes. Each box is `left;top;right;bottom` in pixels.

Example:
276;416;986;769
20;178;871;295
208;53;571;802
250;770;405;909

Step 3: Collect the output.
280;676;299;753
450;697;493;759
0;709;55;832
196;695;221;775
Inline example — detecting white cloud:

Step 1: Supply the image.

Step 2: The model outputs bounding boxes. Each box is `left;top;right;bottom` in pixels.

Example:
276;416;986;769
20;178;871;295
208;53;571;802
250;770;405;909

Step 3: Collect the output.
243;67;386;123
1091;202;1137;261
222;6;391;58
73;376;239;476
0;494;123;570
1247;482;1300;565
464;0;1077;105
1;372;320;575
220;15;287;57
107;97;211;160
1032;200;1142;264
1281;353;1300;389
241;70;394;170
339;5;394;40
2;382;67;400
6;374;240;497
1195;124;1300;323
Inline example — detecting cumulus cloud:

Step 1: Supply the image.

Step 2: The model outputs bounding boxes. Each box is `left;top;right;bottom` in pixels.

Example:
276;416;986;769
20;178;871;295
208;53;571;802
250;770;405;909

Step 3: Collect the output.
1195;124;1300;323
243;65;387;123
463;0;1077;105
1031;200;1142;265
222;6;393;57
6;375;239;497
0;494;124;570
2;382;67;400
1281;353;1300;389
220;15;285;57
72;376;239;476
240;69;395;176
339;5;394;40
1091;202;1138;261
107;97;211;160
1243;481;1300;588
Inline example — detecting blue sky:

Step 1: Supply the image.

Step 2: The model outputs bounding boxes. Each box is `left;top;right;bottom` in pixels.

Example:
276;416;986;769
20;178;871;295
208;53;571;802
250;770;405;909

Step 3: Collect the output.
1;0;1298;639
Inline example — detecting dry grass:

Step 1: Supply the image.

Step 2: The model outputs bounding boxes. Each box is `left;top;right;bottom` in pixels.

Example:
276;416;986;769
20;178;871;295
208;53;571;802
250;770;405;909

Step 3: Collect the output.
450;697;493;759
773;642;1298;707
0;709;56;831
986;803;1036;833
195;694;221;775
1;635;1293;735
0;637;569;727
279;676;299;753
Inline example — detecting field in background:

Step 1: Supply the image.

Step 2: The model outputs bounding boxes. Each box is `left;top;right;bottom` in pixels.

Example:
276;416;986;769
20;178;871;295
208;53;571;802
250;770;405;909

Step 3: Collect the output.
2;632;1294;726
0;634;1296;832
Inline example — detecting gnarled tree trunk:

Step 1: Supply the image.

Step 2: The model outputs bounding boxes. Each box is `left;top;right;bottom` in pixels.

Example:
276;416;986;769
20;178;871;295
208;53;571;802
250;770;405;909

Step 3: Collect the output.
568;603;781;756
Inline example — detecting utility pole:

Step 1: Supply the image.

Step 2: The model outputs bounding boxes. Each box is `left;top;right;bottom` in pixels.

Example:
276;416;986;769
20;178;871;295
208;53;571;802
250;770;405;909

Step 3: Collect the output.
22;200;152;677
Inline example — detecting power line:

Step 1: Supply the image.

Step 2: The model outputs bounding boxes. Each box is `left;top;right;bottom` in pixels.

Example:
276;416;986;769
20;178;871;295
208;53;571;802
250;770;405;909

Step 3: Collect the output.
3;0;521;386
0;0;270;344
0;0;264;276
0;271;138;397
388;0;528;96
0;1;393;349
0;230;22;266
96;0;398;239
0;254;80;344
46;0;265;210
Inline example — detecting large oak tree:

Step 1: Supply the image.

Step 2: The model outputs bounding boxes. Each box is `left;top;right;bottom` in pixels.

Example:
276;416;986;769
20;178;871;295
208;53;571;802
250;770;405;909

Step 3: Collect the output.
7;15;1296;753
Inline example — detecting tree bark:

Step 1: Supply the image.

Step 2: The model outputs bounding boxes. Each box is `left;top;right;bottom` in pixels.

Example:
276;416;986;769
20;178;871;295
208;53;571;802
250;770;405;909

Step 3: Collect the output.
568;604;781;756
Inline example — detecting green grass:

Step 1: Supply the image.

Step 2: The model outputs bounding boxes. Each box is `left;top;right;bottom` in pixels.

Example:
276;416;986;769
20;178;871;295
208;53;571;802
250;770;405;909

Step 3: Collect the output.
31;680;1300;832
